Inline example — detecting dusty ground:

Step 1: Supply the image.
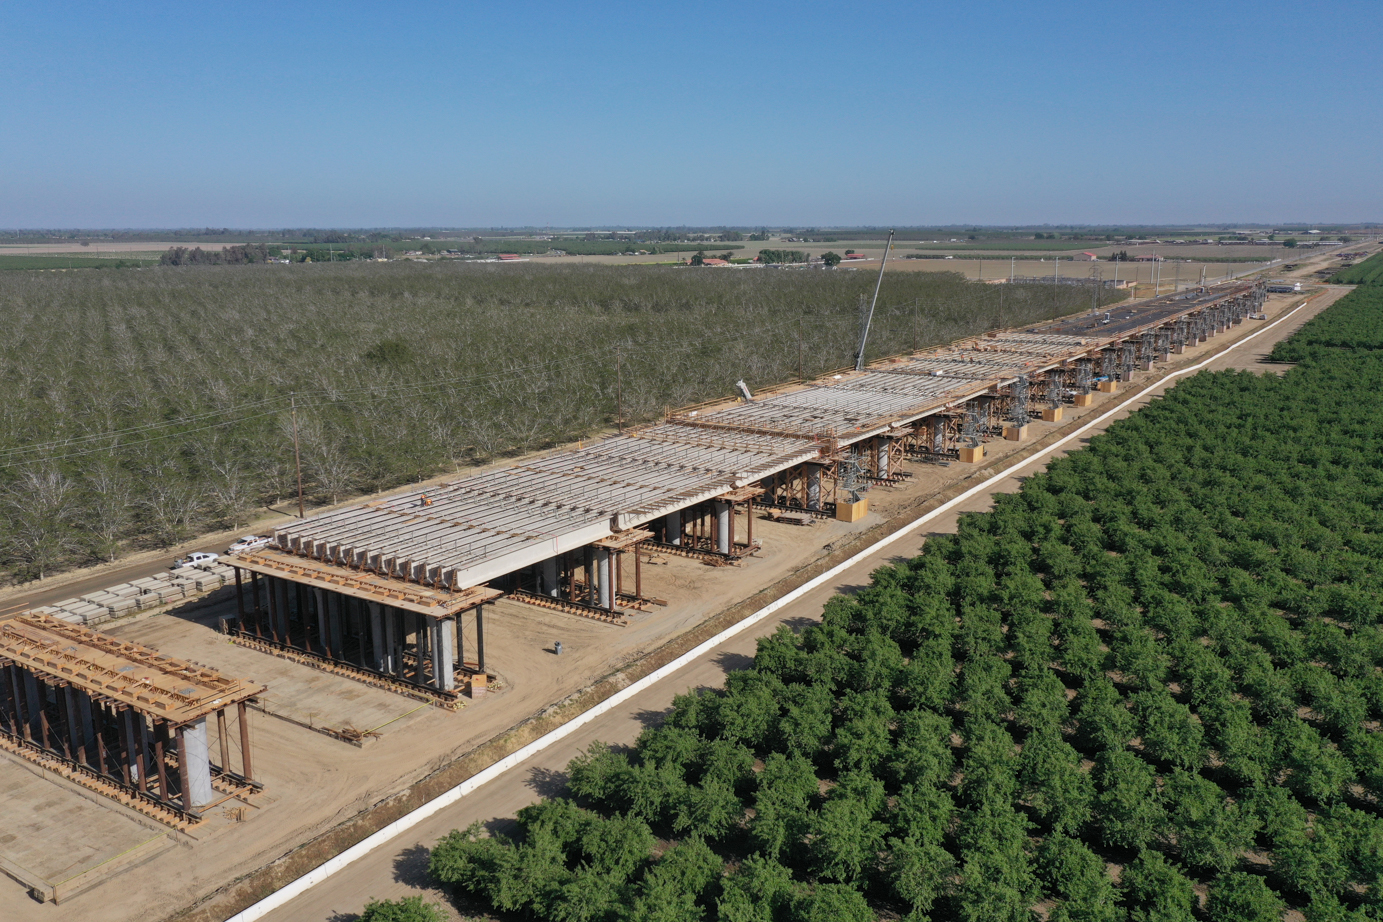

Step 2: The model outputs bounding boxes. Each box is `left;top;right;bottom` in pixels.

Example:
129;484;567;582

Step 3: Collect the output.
0;246;1353;920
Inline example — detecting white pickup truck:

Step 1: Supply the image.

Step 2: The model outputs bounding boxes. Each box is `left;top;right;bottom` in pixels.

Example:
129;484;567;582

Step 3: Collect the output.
226;535;271;555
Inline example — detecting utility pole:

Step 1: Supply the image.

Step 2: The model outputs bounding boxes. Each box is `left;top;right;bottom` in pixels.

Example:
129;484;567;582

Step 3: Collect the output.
854;229;894;371
615;348;624;432
1052;255;1060;319
798;315;805;380
291;394;305;518
1010;256;1015;284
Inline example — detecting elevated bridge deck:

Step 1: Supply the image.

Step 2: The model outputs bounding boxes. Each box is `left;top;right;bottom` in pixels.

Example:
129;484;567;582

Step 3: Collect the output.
237;280;1263;626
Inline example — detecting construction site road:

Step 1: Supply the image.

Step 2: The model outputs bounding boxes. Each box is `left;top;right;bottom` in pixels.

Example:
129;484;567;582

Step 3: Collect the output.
241;287;1346;922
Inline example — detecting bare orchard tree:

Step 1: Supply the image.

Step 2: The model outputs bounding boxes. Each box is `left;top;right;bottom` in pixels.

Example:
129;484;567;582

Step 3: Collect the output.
206;455;257;530
2;467;80;580
84;465;134;562
251;444;297;509
298;417;358;505
140;480;205;548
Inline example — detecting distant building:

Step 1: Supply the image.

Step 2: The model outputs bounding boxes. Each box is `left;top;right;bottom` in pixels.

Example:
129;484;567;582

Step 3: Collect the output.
498;254;521;261
1081;251;1098;261
700;258;730;267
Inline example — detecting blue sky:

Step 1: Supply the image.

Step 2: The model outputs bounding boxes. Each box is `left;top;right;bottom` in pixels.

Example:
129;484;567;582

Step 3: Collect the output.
1;1;1378;228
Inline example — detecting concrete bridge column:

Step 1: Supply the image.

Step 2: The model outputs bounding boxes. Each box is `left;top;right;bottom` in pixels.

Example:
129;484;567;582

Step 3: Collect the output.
541;556;560;598
77;688;96;755
713;500;732;555
806;465;823;511
368;602;385;671
180;717;214;809
432;619;456;691
23;672;42;741
122;708;141;783
328;592;345;659
383;606;399;674
274;578;291;639
312;588;331;656
664;510;682;546
584;547;597;605
595;548;613;609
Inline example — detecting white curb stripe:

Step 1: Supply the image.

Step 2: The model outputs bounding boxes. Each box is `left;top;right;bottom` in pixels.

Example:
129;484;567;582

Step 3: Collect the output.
227;297;1311;922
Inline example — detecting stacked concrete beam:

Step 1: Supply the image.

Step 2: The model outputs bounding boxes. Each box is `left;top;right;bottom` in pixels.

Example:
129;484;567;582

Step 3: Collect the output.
40;560;235;626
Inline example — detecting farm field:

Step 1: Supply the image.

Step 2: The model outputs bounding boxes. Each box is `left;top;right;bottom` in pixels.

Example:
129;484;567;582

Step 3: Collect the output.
417;284;1383;922
0;254;158;270
0;262;1117;583
1330;252;1383;285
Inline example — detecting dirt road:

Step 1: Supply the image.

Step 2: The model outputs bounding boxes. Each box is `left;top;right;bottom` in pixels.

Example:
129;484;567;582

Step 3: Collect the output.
243;286;1346;922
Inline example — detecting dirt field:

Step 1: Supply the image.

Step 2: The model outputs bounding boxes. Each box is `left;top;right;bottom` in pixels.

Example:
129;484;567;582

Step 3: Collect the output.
0;244;1356;921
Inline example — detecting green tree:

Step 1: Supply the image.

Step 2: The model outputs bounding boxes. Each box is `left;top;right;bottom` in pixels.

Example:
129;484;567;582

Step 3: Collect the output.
1040;835;1121;922
1014;665;1071;732
1270;718;1356;803
1134;688;1205;771
750;753;818;859
357;896;447;922
1120;850;1197;922
1284;238;1299;248
887;834;955;916
1206;872;1286;922
626;836;723;922
718;855;796;922
1095;750;1165;851
820;251;842;267
1075;678;1134;754
1017;728;1095;835
808;788;886;882
1163;770;1256;873
957;801;1039;922
887;708;955;789
788;883;874;922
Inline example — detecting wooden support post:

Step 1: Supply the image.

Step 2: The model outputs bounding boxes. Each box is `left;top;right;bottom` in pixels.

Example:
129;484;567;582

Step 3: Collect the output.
238;701;253;783
135;713;149;794
58;685;75;760
92;702;109;777
118;708;132;786
235;568;245;622
217;708;230;772
39;691;53;754
451;616;461;674
746;498;754;547
634;542;643;601
0;664;18;739
266;576;280;643
251;572;263;637
154;721;169;803
475;605;486;672
294;582;309;650
456;607;465;669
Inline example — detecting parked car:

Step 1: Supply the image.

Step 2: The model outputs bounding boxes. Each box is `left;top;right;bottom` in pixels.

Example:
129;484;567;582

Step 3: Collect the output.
227;535;271;555
173;551;219;569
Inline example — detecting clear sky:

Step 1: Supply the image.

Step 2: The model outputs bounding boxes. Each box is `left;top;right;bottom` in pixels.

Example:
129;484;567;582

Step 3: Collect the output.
2;1;1379;228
